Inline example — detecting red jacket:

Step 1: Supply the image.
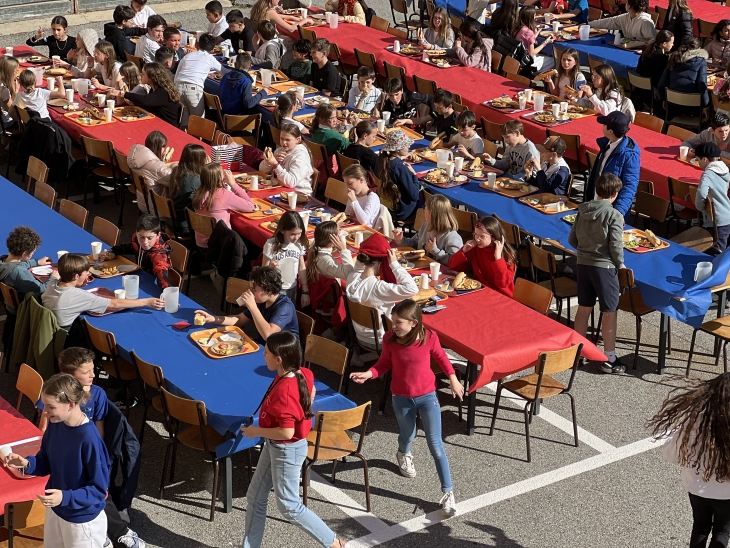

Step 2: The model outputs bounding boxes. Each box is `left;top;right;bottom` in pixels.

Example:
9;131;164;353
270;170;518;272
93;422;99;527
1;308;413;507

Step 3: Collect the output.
448;245;515;297
111;232;172;289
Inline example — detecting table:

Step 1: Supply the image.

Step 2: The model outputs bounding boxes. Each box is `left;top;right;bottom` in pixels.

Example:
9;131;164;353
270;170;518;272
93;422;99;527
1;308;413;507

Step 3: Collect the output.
0;396;46;514
552;38;640;79
0;176;355;512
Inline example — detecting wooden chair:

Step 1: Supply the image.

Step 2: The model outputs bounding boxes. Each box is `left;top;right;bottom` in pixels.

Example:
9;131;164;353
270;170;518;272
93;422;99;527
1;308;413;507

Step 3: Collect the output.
370;14;390;32
268;122;281;148
667;176;699;231
83;320;139;417
501;56;521;77
546;130;582;174
113;150;132;225
389;0;425;39
1;499;45;547
303;138;333;182
302;402;372;511
585;150;597;174
670;186;716;252
686;313;730;376
506;73;531;86
0;282;20;373
58;199;87;229
124;51;143;70
638;180;655;195
187;115;217;143
632;191;669;234
449;13;463;32
413;74;437;96
656;6;667;28
1;106;24;179
495;215;529;271
158;387;224;521
328;42;357;81
489;344;583;462
33;181;56;209
343;298;382;376
15;363;43;425
383;60;407;86
324;177;349;208
203;91;224;127
451;208;478;241
481;117;503;144
491;50;503;74
698;18;715;39
298;24;317;42
167;269;183;288
169;239;191;295
150;189;188;243
649;10;659;26
129;168;152;214
587;54;602;72
336;151;359;174
513;278;553;316
633;111;663;133
224;113;261;147
387;26;409;40
25;156;49;194
354;48;377;73
297;311;315;354
665;89;703;133
224;278;250;314
528;241;578;325
339;74;349;101
80;135;116;207
130;352;168;444
185;208;217;249
628;72;654;115
666;124;696;142
304;334;349;392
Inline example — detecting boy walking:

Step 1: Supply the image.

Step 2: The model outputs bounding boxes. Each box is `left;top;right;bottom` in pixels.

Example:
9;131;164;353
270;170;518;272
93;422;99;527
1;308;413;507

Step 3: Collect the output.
693;142;730;254
568;173;625;373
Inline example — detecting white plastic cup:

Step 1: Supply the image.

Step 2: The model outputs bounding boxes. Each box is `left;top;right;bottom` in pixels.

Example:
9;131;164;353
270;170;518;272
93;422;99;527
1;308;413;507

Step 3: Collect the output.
114;289;126;299
679;146;689;160
321;212;331;222
70;78;80;91
377;119;385;132
66;89;74;102
76;78;89;97
430;262;440;281
47;78;56;91
250;175;259;190
299;210;310;227
288;192;298;209
454;156;464;171
91;241;102;259
393;40;400;53
560;101;569;114
354;231;364;246
52;55;60;67
518;96;527;110
300;8;308;17
260;69;273;87
221;45;229;58
445;161;455;178
330;15;338;28
106;99;115;110
57;250;68;260
420;273;430;289
533;93;545;111
695;261;713;282
296;85;305;98
488;172;497;188
422;51;429;62
0;445;11;459
382;111;391;125
552;103;561;117
614;33;621;46
32;68;44;86
544;13;553;24
552;21;560;33
579;24;590;41
123;275;139;300
162;286;180;313
104;108;113;122
524;88;533;102
97;93;106;107
188;35;196;47
5;47;13;57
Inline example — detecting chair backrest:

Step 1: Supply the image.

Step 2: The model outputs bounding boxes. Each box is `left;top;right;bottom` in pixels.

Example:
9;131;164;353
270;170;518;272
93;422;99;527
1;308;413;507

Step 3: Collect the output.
124;51;143;70
159;387;206;428
297;310;315;341
483;139;500;159
634;191;670;224
26;156;49;193
15;105;30;126
188;115;217;143
224;113;262;147
413;207;426;230
225;277;251;306
453;102;467;113
83;319;117;356
587;54;602;72
16;363;43;412
58;199;87;228
185;208;217;237
81;135;114;163
513;278;553;315
413;74;437;96
129;168;151;213
304;334;348;387
666;89;701;108
547;129;581;170
451;208;477;239
130;351;165;391
491;50;503;73
345;297;381;347
506;72;530;86
167;268;183;288
387;26;408;40
391;0;409;16
383;60;406;84
354;48;377;70
339;74;349;100
304;138;332;179
324;177;349;207
501;55;520;76
4;499;46;532
649;10;659;25
33;181;56;209
698;18;715;38
495;215;521;248
628;71;652;91
656;5;667;27
637;180;655;195
150;189;175;221
666;125;696;142
538;343;582;376
480;117;503;143
169;239;189;274
633;111;663;133
312;402;371;434
528;241;556;276
203;91;224;126
0;281;21;310
668;177;697;210
371;14;390;32
336;151;359;174
269;122;281;147
298;25;317;42
114;149;131;176
91;216;120;248
585;150;597;172
588;6;602;20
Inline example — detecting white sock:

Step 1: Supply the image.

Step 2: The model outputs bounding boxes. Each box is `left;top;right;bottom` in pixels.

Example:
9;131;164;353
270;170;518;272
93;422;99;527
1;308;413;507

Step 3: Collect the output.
605;350;616;362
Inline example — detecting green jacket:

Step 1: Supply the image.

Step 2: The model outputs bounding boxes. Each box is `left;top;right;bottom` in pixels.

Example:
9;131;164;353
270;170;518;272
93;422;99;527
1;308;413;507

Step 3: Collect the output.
568;199;624;269
11;292;67;379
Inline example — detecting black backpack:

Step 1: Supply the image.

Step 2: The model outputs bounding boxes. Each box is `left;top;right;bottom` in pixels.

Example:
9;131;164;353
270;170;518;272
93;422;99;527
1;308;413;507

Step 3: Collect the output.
479;22;535;78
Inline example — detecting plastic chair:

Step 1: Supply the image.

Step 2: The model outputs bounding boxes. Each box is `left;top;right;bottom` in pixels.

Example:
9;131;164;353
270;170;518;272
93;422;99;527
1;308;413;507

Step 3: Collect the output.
2;499;45;547
24;156;49;194
489;344;583;462
633;111;663;133
33;181;56;209
130;351;169;444
224;113;261;147
58;199;88;229
187;115;217;143
513;278;553;316
15;363;43;425
324;177;349;207
528;241;578;325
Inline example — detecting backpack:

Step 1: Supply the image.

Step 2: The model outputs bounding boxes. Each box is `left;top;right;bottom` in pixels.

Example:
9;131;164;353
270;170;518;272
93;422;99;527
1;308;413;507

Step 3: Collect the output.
364;5;376;26
480;25;535;78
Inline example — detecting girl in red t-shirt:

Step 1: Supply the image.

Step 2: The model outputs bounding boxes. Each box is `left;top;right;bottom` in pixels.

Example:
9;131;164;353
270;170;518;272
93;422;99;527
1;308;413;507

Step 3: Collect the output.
350;300;464;517
240;331;347;548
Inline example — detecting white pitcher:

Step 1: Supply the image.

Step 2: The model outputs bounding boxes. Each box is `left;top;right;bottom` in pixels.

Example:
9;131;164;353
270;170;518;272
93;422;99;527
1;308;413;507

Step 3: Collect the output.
436;149;453;168
694;261;713;283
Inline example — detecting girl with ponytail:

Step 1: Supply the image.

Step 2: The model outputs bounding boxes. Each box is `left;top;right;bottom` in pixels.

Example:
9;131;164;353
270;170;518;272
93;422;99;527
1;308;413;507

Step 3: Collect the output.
240;331;348;548
272;91;309;134
343;120;379;172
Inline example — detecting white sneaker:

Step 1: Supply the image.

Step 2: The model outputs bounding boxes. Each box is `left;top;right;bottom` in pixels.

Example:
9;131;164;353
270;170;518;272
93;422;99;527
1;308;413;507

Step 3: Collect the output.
118;530;146;548
440;491;457;517
396;451;416;478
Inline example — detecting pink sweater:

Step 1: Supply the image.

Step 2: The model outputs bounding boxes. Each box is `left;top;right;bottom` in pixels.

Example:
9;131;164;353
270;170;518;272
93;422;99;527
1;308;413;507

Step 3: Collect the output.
195;186;254;247
370;330;455;398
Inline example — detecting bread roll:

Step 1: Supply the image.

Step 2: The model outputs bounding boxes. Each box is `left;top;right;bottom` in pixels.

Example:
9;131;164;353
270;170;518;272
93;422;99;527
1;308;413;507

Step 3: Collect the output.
454;272;467;289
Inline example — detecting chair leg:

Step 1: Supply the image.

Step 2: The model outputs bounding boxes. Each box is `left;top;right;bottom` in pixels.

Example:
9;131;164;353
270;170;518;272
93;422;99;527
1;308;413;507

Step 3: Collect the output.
159;441;174;499
523;402;532;463
724;341;728;374
566;295;571;326
686;330;699;376
488;380;503;436
139;402;149;445
354;453;371;512
378;370;392;416
209;458;220;521
302;461;313;507
169;439;178;483
667;318;672;355
556;298;563;323
331;459;338;483
567;393;579;447
457;370;463;422
633;317;642;370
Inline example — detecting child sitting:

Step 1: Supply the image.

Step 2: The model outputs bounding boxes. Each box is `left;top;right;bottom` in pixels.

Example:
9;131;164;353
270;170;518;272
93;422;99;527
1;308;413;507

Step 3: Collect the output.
119;61;147;96
86;41;122;91
445;109;484;159
347;66;382;114
343;164;381;227
394;88;458;143
286;39;312;83
259;123;314;195
104;5;146;61
164;26;186;68
483;120;540;180
104;214;173;288
262;211;310;304
169;143;208;235
134;14;165;63
0;226;51;310
27;16;75;62
394;194;463;266
309;38;341;96
205;0;228;39
66;28;98;77
378;129;420;222
272;91;308;134
577;63;626;116
418;7;455;49
448;215;516;297
568;173;625;373
311;102;351;182
547;48;586;100
251;20;285;70
215;10;255;54
525;136;571;195
155;46;176;75
344;121;379;172
127;129;173;213
693;142;730;254
682;112;730;160
219;52;267;117
12;70;65;120
381;77;433;128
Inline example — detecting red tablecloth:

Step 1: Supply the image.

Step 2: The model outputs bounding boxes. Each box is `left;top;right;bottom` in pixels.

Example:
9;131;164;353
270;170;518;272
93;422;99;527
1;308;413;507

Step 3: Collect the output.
229;186;283;248
423;288;606;392
651;0;729;25
0;397;46;515
286;24;702;197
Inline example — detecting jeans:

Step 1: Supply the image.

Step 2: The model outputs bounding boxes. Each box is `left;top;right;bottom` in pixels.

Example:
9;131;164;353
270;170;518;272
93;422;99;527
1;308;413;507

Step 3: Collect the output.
176;82;204;125
242;439;336;548
391;391;453;493
689;492;730;548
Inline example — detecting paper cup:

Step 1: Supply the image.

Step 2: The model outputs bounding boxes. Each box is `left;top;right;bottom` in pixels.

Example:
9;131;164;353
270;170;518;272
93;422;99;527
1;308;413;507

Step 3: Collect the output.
76;78;88;96
250;175;259;190
330;16;338;28
524;88;533;102
377;119;386;132
518;96;527;110
489;3;497;12
551;104;561;117
106;99;115;110
114;289;126;299
552;21;560;33
57;250;68;260
354;231;364;246
0;445;11;459
393;40;400;53
679;146;689;160
5;47;12;57
66;89;74;102
52;55;60;67
544;13;553;24
487;172;497;188
104;108;113;122
91;241;102;259
288;192;298;209
321;212;331;222
97;94;106;107
422;52;429;62
298;210;310;227
614;33;621;46
382;111;391;125
70;78;80;91
445;161;455;178
560;101;569;114
325;12;332;23
454;156;464;171
47;78;56;91
430;262;440;281
300;8;308;17
420;273;430;289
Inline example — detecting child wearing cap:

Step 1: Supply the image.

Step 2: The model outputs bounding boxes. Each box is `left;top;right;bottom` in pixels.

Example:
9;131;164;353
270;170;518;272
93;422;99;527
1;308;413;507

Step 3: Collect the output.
524;137;572;195
378;129;421;222
694;141;730;254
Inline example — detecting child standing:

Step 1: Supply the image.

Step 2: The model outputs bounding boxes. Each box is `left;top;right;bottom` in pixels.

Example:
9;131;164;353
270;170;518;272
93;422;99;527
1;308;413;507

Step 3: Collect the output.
547;48;586;99
449;215;516;297
347;66;382;114
350;299;463;517
12;70;66;120
693;142;730;254
483;120;540;180
445;110;484;160
262;211;310;305
0;226;51;309
86;41;122;91
568;173;625;373
343;164;380;227
524;136;571;195
174;32;221;117
286;40;312;84
3;374;110;548
378;129;420;222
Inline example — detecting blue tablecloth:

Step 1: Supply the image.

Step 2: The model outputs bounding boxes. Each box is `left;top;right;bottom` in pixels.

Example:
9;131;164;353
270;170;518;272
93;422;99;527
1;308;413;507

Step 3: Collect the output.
0;178;355;457
552;39;639;79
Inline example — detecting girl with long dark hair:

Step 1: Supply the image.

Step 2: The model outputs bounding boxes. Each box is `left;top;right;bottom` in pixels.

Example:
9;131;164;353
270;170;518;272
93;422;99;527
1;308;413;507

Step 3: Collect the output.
273;91;308;134
344;120;379;172
168;144;208;233
449;19;494;72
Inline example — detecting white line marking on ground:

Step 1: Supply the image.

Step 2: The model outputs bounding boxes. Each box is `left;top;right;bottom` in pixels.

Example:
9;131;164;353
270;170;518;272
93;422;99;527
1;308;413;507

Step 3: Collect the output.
308;471;390;534
347;437;665;547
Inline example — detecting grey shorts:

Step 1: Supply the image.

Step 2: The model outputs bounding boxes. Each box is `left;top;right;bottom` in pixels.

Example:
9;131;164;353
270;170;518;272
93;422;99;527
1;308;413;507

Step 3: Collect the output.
577;264;619;312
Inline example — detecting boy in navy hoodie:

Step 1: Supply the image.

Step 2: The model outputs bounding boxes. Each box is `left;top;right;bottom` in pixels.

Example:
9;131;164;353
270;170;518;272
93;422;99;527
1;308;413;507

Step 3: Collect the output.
219;52;267;117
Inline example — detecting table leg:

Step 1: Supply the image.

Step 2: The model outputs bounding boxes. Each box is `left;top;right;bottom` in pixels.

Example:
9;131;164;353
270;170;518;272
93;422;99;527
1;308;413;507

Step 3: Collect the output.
223;456;232;513
715;290;728;357
657;313;668;375
466;361;477;436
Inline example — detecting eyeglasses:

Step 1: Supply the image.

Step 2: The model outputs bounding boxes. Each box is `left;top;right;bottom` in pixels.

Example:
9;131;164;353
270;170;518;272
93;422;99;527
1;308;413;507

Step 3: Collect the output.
473;232;491;242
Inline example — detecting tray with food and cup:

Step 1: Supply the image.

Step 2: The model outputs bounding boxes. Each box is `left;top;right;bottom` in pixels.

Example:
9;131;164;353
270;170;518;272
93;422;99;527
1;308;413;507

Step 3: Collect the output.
343;225;379;249
29;264;55;283
259;97;279;108
522;110;571;127
86;287;123;317
622;228;669;253
249;68;289;82
260;219;315;238
443;272;483;295
234;198;282;220
480;177;538;198
88;255;139;278
383;125;424;140
385;43;423;56
562;103;596;120
64;106;117;127
412;148;438;162
422;56;457;68
461;157;503;181
113;106;155;122
421;167;469;188
266;190;319;212
25;54;51;65
396;247;432;270
676;147;701;169
44;67;73;79
411;284;449;304
304;95;346;108
190;325;260;359
483;95;526;113
519;193;578;214
234;172;281;190
272;81;317;94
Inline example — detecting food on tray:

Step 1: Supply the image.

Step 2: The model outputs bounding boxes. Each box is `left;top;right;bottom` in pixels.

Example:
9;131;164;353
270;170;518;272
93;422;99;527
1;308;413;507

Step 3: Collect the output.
81;106;105;120
194;313;206;326
28;55;48;63
490;96;519;108
400;249;426;261
521;197;541;206
534;69;558;82
413;287;438;303
566;105;585;113
429;49;447;56
64;103;79;111
118;107;148;119
453;272;480;290
280;190;307;203
399;44;420;55
424;168;450;184
210;341;243;356
260;98;278;107
236;174;252;184
432;59;450;67
418;149;437;160
331;212;347;225
534;113;557;123
563;213;577;224
101;266;119;276
267;221;278;231
45;67;68;76
338;109;370;120
499;179;523;190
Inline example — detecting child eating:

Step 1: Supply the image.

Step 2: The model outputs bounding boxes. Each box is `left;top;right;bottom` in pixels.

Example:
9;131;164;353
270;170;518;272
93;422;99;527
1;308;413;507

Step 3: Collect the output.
445;109;483;159
12;70;66;120
0;226;51;310
347;66;382;115
262;211;310;305
286;39;312;83
483;120;540;180
86;41;122;91
524;136;571;195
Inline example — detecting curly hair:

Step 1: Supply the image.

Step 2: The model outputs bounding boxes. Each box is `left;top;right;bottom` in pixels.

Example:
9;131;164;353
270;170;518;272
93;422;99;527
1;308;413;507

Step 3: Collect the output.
648;373;730;483
249;265;283;295
6;226;41;257
142;62;180;102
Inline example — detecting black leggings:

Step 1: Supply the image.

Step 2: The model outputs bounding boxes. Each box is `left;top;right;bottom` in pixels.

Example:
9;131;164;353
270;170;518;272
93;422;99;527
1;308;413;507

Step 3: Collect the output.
104;498;130;545
689;492;730;548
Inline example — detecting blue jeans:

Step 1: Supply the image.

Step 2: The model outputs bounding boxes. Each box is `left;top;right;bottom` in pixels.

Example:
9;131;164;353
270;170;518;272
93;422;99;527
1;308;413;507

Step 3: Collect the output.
242;438;336;548
391;391;453;493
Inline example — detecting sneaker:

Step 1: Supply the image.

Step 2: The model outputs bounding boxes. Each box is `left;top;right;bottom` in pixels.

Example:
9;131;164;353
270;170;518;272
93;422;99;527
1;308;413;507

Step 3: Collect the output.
118;530;146;548
440;491;457;517
600;358;626;374
115;397;139;410
396;451;417;478
103;537;112;548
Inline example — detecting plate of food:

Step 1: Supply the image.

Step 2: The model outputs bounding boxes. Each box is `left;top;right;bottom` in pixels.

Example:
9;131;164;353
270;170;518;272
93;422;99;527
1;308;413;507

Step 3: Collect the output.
190;326;259;358
27;55;50;64
485;96;521;110
399;249;426;261
260;98;278;107
452;272;482;292
623;229;668;253
304;96;346;108
523;110;570;126
412;287;449;304
415;148;437;161
113;106;154;122
423;168;450;185
30;265;53;276
562;213;577;224
44;67;69;77
280;190;308;204
427;58;452;68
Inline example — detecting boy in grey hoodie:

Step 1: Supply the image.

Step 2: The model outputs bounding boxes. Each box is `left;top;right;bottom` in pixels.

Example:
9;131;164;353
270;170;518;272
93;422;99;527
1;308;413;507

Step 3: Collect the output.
693;142;730;253
483;120;540;181
251;20;285;70
0;226;51;313
568;173;625;373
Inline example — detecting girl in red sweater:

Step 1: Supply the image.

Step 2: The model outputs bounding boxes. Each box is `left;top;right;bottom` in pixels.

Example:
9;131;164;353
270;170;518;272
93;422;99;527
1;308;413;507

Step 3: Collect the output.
448;215;516;297
350;300;464;517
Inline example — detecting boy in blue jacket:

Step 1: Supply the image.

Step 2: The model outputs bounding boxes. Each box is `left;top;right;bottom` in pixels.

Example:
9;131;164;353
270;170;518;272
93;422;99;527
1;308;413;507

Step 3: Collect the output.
0;226;51;312
694;142;730;254
219;52;268;117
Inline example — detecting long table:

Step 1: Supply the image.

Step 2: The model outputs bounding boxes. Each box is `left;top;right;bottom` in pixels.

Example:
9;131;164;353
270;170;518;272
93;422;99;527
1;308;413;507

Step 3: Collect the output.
0;176;354;511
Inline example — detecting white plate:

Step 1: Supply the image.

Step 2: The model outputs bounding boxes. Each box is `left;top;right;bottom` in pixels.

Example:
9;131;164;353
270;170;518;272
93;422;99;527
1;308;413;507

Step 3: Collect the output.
219;333;242;342
30;266;53;275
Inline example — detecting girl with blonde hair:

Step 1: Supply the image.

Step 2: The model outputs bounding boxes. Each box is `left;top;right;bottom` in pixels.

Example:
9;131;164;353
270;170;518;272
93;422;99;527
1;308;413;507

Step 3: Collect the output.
394;194;463;265
85;41;121;91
